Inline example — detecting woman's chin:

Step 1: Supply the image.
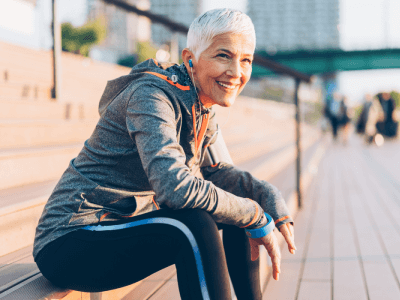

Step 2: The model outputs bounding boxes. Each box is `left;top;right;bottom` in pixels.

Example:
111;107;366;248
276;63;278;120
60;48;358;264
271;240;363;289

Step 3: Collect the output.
215;96;236;108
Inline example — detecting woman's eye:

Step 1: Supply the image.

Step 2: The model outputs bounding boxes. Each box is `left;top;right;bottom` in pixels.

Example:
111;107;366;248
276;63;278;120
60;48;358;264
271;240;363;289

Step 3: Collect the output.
217;53;229;59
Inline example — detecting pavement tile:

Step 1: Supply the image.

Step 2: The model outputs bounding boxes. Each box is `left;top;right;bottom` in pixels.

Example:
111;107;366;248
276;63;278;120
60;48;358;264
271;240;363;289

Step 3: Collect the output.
263;135;400;300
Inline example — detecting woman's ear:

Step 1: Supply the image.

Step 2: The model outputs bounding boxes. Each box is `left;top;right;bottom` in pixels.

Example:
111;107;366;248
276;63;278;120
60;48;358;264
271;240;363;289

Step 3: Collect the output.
182;48;195;71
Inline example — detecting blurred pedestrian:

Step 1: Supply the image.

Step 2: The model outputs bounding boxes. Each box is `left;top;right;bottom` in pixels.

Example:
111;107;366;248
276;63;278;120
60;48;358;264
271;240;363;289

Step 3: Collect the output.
356;94;373;134
326;92;342;140
339;96;351;145
365;95;384;145
377;92;398;138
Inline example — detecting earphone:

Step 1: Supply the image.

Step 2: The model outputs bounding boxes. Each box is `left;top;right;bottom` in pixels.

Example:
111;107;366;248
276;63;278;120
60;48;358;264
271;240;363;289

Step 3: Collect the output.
188;58;199;99
188;58;203;121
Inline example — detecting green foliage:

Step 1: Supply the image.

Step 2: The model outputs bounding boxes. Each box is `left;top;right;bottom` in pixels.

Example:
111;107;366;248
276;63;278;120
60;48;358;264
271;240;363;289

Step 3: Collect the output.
391;91;400;108
61;18;106;57
136;41;158;63
304;101;323;125
353;104;363;120
117;54;138;68
261;86;284;102
375;91;400;108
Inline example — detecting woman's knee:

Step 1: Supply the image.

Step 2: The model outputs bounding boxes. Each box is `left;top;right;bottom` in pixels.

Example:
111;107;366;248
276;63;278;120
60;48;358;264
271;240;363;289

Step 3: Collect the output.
172;209;220;244
177;209;216;228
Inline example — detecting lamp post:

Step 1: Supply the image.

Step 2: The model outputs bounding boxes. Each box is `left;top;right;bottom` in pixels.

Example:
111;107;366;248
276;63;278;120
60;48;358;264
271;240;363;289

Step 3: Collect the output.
51;0;62;101
294;78;302;208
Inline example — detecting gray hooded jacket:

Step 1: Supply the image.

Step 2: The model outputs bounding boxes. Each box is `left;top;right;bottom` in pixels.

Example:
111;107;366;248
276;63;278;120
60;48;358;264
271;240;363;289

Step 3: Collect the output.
33;59;292;259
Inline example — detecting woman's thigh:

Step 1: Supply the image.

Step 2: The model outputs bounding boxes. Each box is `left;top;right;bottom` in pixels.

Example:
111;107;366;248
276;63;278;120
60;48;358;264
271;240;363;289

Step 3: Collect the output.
36;209;232;299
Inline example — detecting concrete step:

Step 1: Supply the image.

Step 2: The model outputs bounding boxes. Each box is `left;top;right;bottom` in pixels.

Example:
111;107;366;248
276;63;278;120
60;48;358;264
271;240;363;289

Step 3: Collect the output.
229;124;317;166
0;119;97;149
0;135;328;299
0;99;65;120
0;181;57;257
0;132;322;257
0;180;57;209
0;40;130;106
0;196;47;257
250;130;320;181
0;143;82;190
0;82;51;101
0;99;99;120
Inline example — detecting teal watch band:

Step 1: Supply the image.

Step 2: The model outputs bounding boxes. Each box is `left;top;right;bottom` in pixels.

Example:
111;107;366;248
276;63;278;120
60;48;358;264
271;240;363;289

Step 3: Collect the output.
245;213;275;238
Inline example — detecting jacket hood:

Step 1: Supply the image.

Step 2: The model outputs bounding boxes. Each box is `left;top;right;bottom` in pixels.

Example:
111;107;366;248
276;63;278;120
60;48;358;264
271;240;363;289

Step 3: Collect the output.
98;59;193;116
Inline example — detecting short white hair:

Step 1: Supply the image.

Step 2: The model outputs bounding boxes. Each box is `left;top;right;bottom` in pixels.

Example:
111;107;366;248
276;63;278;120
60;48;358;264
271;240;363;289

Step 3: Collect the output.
187;8;256;60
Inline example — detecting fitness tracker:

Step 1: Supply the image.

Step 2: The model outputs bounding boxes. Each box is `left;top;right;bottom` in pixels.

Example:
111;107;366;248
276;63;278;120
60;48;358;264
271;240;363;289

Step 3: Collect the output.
245;213;275;238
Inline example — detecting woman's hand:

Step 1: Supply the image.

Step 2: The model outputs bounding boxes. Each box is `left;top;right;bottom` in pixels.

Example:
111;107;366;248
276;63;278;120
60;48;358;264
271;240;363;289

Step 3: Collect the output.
279;223;296;254
248;223;296;281
249;231;281;280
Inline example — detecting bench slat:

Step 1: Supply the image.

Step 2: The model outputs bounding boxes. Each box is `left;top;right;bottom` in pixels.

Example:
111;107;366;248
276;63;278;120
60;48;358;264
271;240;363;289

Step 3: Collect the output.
0;273;68;300
0;269;40;294
0;246;38;294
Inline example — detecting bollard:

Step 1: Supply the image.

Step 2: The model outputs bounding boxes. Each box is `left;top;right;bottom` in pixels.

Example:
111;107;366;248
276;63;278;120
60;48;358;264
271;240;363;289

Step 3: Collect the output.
65;103;71;120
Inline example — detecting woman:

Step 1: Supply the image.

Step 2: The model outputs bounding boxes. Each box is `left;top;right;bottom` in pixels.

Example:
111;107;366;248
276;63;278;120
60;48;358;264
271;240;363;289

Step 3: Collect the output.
339;96;351;145
34;9;295;300
365;95;384;145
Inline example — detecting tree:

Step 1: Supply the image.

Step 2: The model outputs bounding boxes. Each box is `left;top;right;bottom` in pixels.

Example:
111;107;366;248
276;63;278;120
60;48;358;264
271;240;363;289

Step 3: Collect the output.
61;18;106;57
136;41;158;64
391;91;400;108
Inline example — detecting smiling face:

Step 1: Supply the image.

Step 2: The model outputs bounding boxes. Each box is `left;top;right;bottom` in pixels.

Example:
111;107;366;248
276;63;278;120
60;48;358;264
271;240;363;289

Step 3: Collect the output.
184;32;255;108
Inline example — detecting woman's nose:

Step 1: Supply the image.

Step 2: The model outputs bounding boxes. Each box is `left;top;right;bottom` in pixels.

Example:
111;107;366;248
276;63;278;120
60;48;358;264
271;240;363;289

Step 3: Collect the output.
226;60;241;78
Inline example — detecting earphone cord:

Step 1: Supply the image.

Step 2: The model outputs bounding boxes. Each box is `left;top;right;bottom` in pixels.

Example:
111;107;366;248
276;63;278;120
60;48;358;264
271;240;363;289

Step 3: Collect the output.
190;66;202;127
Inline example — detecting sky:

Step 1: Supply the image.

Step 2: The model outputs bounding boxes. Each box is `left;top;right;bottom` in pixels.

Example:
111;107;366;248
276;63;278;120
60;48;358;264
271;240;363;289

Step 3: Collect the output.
3;0;399;104
200;0;246;13
338;0;400;103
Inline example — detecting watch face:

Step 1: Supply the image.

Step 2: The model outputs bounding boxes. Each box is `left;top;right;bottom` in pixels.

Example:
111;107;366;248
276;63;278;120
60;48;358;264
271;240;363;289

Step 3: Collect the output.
246;232;252;237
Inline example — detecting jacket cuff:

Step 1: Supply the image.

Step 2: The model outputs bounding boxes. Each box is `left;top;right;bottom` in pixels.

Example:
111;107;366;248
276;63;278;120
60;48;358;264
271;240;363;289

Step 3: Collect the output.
275;215;294;229
240;201;267;229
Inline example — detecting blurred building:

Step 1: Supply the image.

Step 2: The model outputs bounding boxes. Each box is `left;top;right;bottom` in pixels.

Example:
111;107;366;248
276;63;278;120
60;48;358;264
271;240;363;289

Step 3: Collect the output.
0;0;46;49
87;0;151;64
247;0;340;52
150;0;200;51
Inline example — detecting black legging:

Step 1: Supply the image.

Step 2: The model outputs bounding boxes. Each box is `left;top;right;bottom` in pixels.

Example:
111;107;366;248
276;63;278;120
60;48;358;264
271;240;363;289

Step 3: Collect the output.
35;209;262;300
330;115;339;139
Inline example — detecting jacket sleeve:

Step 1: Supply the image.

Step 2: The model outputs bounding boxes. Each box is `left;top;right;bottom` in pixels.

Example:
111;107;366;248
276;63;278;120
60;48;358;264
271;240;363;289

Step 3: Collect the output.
125;84;266;229
200;113;293;229
201;163;293;228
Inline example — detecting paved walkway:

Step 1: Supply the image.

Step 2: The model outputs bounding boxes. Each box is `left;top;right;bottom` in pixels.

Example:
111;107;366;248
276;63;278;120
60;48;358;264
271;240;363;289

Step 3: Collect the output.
264;134;400;300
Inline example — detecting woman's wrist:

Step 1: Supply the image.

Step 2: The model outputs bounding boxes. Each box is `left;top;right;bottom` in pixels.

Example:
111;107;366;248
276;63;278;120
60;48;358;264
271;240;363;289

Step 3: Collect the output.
245;213;275;238
249;212;268;229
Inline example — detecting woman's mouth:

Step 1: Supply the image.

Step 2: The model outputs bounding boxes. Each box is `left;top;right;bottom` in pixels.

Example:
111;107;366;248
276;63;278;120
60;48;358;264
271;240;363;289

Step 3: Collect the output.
216;81;237;90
